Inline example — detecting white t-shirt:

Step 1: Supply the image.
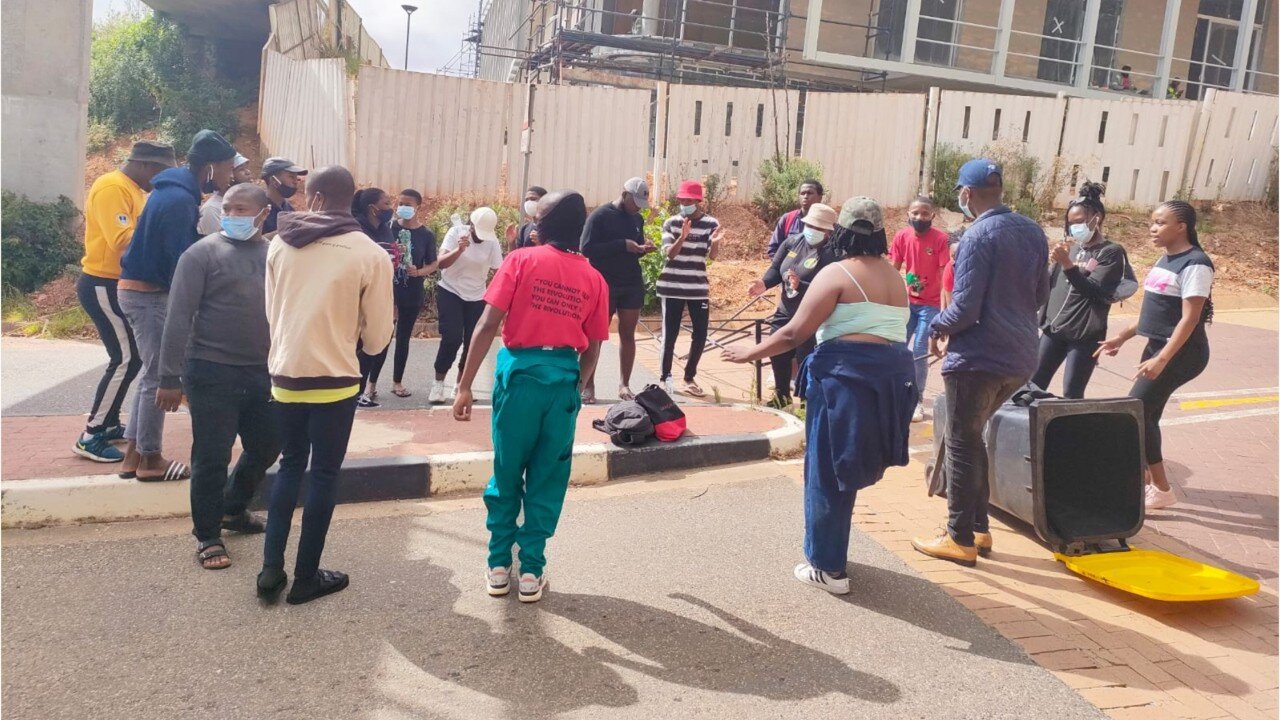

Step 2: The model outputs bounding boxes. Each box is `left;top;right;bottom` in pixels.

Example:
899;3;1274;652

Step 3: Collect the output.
437;225;504;302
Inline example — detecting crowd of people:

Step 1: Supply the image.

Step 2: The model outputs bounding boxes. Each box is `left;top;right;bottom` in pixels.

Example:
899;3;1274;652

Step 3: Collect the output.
73;128;1214;602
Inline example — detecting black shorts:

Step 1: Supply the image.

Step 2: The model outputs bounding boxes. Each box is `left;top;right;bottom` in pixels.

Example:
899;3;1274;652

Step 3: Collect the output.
608;285;645;315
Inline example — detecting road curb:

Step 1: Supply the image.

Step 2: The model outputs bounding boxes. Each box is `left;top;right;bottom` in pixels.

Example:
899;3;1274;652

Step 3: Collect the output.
1;407;803;528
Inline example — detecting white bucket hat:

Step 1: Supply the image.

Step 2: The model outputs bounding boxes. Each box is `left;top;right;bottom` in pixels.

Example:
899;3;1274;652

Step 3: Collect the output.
470;207;499;243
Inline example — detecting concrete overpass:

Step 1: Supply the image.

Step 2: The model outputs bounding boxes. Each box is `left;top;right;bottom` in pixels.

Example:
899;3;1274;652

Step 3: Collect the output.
142;0;273;42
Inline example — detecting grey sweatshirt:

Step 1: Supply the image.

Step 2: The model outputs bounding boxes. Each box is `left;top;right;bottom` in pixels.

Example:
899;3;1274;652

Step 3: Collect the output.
159;232;271;389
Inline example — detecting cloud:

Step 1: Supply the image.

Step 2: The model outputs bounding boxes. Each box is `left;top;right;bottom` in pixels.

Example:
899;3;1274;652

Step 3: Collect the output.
345;0;473;72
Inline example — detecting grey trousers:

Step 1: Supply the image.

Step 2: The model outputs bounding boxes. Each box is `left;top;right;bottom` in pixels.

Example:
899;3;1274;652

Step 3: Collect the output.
118;289;168;455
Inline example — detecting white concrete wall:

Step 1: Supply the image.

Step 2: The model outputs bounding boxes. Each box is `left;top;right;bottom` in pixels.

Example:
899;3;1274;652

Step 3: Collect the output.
1;0;91;207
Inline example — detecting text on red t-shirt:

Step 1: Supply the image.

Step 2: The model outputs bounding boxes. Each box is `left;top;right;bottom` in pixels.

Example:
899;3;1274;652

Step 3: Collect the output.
484;245;611;353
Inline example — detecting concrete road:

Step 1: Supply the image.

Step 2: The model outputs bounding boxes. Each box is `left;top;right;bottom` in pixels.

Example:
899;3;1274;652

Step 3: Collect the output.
2;464;1102;720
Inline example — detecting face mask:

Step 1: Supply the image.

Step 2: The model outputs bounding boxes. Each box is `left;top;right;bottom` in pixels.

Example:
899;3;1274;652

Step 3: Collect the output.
958;192;974;220
523;200;539;218
273;177;298;199
1069;223;1094;243
803;227;826;246
909;218;932;233
679;204;698;217
377;208;394;225
396;205;416;221
220;215;258;241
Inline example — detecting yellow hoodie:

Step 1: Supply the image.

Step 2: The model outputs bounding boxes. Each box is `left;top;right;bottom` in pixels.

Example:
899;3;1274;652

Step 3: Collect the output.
81;170;146;279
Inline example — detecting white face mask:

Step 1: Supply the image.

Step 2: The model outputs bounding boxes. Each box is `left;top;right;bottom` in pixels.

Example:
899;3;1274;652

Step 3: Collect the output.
523;200;538;218
1069;223;1094;243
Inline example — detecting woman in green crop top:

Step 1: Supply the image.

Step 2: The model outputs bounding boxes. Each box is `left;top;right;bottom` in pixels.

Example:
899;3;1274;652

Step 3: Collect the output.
723;196;916;595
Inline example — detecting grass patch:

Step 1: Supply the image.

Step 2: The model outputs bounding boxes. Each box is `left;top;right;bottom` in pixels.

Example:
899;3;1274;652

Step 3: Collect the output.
44;306;94;339
2;287;38;323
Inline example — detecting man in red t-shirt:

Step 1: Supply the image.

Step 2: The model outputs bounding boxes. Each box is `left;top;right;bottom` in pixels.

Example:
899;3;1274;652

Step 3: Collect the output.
453;189;609;604
890;196;951;421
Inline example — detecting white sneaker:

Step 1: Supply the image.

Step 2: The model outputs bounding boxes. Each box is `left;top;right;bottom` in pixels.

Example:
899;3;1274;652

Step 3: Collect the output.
486;566;511;596
912;404;925;423
794;563;850;594
663;377;675;396
518;573;547;603
1145;485;1178;510
427;382;445;405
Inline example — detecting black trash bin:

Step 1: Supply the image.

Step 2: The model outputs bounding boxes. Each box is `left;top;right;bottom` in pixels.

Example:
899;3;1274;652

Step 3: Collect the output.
931;392;1146;553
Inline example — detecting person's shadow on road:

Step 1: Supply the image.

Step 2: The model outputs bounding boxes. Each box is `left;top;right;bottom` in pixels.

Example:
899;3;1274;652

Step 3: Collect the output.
540;591;901;704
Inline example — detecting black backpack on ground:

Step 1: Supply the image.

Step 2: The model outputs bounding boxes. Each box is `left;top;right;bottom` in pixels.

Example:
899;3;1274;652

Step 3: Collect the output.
592;400;655;448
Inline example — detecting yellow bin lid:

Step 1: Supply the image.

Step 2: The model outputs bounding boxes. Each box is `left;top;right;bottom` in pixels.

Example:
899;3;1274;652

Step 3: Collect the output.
1054;547;1260;602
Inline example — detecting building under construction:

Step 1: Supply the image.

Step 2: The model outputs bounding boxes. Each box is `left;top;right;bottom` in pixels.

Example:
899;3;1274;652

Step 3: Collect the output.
475;1;1278;100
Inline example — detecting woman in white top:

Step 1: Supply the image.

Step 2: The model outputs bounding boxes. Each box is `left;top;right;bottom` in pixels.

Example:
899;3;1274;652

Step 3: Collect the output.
429;207;505;404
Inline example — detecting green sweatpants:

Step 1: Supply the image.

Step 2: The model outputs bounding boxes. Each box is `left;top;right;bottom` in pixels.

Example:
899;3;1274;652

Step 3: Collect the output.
484;347;582;577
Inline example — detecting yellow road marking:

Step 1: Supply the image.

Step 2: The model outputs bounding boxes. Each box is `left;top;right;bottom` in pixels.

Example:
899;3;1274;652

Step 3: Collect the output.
1179;395;1279;411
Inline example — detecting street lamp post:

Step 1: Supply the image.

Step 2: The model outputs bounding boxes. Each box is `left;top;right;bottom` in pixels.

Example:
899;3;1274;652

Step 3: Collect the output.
402;4;418;70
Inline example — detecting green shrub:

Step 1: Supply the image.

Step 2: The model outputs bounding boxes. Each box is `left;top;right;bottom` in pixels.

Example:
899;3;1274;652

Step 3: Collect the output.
754;156;823;222
702;173;727;214
1267;150;1279;213
426;203;520;252
86;121;116;155
929;142;1051;220
1;192;81;293
639;208;669;312
928;143;970;212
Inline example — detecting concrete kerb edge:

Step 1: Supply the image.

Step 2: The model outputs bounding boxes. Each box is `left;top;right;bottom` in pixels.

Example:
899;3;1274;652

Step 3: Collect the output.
1;405;804;528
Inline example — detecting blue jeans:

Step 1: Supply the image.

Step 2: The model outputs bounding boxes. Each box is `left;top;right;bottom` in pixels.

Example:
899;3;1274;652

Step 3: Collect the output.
263;396;358;580
117;289;168;454
906;303;940;398
803;471;858;574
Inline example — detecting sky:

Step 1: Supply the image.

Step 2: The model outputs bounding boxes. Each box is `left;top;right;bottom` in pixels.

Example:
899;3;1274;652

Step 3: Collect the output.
91;0;474;73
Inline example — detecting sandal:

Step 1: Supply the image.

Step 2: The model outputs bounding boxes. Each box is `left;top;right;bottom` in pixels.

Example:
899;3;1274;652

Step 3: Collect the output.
137;460;190;482
196;540;230;570
618;385;634;401
221;511;266;534
581;388;597;405
682;380;706;398
392;387;412;398
287;568;350;605
119;442;139;479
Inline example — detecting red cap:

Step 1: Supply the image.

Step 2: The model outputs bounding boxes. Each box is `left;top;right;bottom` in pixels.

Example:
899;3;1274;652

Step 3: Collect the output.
676;180;704;201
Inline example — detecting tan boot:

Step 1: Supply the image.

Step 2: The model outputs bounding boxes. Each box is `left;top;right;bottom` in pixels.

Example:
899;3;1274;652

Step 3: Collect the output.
912;533;978;567
119;441;139;479
974;532;993;558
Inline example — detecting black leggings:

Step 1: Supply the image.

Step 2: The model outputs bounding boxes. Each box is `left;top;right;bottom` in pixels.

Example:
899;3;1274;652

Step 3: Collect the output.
435;286;486;377
660;297;709;382
367;302;422;385
1129;337;1210;465
769;326;815;402
1031;331;1099;399
358;341;388;395
77;273;141;433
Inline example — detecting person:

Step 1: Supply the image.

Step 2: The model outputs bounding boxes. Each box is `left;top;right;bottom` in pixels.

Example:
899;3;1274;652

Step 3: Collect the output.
428;207;505;404
261;157;308;236
1096;201;1213;511
73;140;175;463
118;129;237;482
157;184;281;570
580;177;655;403
1167;79;1184;99
197;153;251;235
452;189;609;603
658;180;723;398
911;158;1048;567
940;235;958;309
367;189;439;399
353;187;396;408
723;197;915;594
512;185;547;249
259;165;394;604
748;203;839;408
1032;182;1129;399
890;195;951;422
766;180;824;259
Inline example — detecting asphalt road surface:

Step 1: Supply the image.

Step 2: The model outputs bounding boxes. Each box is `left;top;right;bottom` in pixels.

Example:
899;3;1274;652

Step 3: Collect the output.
2;466;1103;720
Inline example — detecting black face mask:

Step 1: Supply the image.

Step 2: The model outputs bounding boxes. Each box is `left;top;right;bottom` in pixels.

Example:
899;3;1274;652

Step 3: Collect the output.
274;178;298;199
909;218;932;233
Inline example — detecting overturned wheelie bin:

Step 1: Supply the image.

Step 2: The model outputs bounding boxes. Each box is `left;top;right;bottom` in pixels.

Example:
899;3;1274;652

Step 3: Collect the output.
929;390;1259;602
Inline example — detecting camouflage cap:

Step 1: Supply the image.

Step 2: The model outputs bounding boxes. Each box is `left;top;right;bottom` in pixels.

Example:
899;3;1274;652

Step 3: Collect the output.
838;196;884;234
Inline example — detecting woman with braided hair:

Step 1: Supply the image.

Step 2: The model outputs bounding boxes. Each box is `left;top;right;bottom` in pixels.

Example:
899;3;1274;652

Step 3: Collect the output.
1032;181;1132;398
1096;200;1214;510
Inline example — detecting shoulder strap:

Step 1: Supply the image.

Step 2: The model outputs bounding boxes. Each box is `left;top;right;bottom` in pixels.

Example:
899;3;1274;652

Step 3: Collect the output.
785;209;802;232
835;261;869;301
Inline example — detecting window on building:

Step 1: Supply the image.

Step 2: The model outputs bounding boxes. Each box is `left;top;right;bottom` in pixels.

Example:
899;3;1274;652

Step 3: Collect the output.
1037;0;1085;83
916;0;962;67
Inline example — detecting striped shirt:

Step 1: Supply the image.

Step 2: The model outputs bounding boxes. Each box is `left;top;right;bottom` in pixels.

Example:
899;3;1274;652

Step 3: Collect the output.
657;214;719;300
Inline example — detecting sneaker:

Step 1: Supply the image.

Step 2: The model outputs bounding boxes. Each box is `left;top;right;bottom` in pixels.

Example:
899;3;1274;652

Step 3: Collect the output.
662;377;675;396
427;382;445;405
487;566;512;597
100;424;126;443
793;563;850;594
73;433;125;463
1145;484;1177;510
356;395;380;409
518;573;547;603
912;404;925;423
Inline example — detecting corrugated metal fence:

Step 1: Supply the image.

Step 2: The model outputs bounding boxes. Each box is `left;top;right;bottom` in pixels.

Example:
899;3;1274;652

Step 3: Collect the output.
258;51;1278;209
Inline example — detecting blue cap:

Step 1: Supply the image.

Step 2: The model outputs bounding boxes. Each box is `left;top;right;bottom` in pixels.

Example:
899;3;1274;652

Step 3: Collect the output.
955;158;1002;190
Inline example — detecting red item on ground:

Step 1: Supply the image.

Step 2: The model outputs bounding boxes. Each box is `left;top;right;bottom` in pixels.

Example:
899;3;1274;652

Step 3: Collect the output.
890;227;950;307
635;384;687;442
484;245;610;353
